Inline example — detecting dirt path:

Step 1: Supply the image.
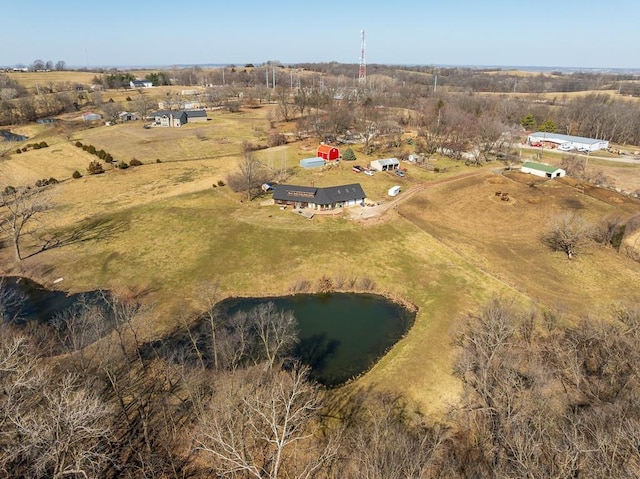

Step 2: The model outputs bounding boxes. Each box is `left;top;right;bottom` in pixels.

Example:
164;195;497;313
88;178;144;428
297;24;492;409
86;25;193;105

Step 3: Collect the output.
348;170;488;221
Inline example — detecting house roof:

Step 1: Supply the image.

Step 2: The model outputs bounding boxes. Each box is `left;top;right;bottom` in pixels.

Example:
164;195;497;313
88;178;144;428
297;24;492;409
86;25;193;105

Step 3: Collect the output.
372;157;399;166
131;79;151;86
528;132;605;145
273;183;366;205
185;109;207;118
317;144;338;153
522;161;562;174
153;110;187;118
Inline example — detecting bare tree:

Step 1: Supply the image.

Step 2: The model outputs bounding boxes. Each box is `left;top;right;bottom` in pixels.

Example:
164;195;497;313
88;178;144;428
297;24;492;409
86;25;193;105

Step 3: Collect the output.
133;92;156;119
227;148;270;201
194;365;336;479
250;302;299;370
0;184;53;261
8;373;113;479
543;212;594;259
0;277;24;324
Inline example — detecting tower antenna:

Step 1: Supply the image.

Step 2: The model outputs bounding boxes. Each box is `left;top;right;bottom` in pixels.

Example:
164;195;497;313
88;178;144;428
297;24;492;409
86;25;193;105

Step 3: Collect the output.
358;29;366;85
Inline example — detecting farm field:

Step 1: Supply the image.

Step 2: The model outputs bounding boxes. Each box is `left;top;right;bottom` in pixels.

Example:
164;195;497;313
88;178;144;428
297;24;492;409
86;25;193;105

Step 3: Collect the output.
2;79;640;418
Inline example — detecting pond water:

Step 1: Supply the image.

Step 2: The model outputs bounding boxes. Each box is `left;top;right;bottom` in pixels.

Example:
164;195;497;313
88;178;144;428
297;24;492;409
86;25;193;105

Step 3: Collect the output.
1;277;415;386
0;276;95;324
0;130;28;142
217;293;415;386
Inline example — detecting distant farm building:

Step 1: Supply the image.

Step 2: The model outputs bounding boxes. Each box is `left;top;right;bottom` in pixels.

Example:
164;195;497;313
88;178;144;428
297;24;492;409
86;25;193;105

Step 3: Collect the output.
82;112;102;122
521;161;566;178
300;157;325;169
151;109;207;127
317;144;340;161
130;79;153;88
118;111;138;122
370;158;400;171
273;183;366;210
527;132;609;152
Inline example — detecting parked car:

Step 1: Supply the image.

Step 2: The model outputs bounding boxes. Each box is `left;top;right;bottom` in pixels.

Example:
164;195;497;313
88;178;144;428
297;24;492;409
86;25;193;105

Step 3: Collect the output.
395;169;405;177
577;147;590;153
352;165;363;173
364;170;374;176
530;142;543;147
558;143;574;151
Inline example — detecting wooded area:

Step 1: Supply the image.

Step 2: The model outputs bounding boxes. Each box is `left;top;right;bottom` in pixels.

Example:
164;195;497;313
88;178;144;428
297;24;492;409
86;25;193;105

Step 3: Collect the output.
1;282;639;478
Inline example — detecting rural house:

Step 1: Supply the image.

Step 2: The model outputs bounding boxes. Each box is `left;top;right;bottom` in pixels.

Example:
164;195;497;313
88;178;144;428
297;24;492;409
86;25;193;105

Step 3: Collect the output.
317;144;340;161
130;79;153;88
521;161;566;178
152;109;207;127
273;183;366;210
370;158;400;171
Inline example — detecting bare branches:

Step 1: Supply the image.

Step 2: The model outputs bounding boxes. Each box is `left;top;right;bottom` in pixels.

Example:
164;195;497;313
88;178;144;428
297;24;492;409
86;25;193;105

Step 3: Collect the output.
194;365;329;479
543;212;594;259
0;184;54;261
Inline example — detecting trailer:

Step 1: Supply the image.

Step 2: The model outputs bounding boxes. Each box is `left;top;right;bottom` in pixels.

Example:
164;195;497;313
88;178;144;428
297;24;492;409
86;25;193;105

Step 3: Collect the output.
388;185;401;197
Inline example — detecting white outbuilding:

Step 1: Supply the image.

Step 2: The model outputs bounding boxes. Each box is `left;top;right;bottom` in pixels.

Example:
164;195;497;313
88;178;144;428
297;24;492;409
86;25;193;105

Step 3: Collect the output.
527;132;609;152
370;158;400;171
521;161;566;178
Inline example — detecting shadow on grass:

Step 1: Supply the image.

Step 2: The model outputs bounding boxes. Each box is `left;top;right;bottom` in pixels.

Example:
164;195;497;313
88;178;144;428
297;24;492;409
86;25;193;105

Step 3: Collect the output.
26;215;130;259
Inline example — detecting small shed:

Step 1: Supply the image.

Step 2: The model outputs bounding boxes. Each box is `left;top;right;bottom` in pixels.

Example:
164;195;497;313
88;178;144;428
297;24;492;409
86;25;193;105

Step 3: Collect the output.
300;157;325;168
521;161;566;179
317;144;340;161
371;158;400;171
388;185;401;197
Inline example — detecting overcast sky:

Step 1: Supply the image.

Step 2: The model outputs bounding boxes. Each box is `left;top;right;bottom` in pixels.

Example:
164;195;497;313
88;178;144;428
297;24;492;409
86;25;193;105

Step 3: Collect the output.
2;0;639;69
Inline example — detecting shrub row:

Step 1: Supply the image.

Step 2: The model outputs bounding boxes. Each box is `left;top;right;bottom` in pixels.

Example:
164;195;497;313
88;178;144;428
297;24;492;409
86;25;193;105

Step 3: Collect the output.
35;177;58;187
15;141;49;154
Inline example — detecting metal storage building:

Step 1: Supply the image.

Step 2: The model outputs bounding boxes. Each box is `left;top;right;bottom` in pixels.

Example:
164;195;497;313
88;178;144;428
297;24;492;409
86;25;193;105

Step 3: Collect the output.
300;157;325;168
371;158;400;171
527;132;609;152
521;161;566;178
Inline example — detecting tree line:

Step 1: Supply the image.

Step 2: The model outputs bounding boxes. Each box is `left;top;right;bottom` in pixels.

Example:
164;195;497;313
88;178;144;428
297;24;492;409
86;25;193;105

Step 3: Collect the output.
1;277;639;478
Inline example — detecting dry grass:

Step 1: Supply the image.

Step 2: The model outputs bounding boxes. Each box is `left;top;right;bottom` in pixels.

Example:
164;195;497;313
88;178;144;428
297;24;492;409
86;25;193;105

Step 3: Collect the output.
6;71;98;92
2;111;640;418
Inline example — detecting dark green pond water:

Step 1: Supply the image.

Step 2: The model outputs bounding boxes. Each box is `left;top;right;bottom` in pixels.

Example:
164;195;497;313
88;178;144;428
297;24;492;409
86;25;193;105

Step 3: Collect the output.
1;277;415;386
218;293;415;386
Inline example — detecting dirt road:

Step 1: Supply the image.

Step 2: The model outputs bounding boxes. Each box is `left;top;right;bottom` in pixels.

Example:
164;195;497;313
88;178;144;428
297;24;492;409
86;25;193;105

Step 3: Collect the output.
348;170;487;220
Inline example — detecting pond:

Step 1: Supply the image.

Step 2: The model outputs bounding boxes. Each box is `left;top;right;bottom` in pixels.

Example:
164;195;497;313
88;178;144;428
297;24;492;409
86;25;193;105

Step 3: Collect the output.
1;277;416;387
217;293;415;386
0;130;28;142
0;276;92;324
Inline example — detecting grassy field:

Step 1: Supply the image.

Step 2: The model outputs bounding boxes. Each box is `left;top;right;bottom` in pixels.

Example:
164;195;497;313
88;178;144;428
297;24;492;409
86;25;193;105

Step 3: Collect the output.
2;99;640;418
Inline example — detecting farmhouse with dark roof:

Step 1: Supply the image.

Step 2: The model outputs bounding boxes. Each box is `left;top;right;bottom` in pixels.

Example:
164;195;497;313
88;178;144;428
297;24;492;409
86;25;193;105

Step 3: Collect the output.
273;183;366;210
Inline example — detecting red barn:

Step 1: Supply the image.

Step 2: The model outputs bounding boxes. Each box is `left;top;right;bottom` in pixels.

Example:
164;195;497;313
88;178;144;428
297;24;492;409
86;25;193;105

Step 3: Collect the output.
317;144;340;161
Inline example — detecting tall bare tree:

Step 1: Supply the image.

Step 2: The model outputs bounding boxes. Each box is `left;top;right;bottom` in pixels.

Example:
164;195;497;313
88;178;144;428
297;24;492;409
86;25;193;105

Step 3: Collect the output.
194;365;336;479
543;211;594;259
0;184;53;261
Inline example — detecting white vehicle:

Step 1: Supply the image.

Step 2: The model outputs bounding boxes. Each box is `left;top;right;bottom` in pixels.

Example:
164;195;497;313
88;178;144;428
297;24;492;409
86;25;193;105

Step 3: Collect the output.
364;170;374;176
558;143;573;151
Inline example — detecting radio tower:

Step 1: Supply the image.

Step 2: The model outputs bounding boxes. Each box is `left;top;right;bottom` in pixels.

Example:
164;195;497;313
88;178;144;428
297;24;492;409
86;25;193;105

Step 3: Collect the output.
358;29;366;85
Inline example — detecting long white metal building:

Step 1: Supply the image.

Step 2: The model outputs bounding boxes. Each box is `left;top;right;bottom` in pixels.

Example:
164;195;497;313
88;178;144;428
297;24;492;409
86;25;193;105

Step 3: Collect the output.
527;132;609;151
